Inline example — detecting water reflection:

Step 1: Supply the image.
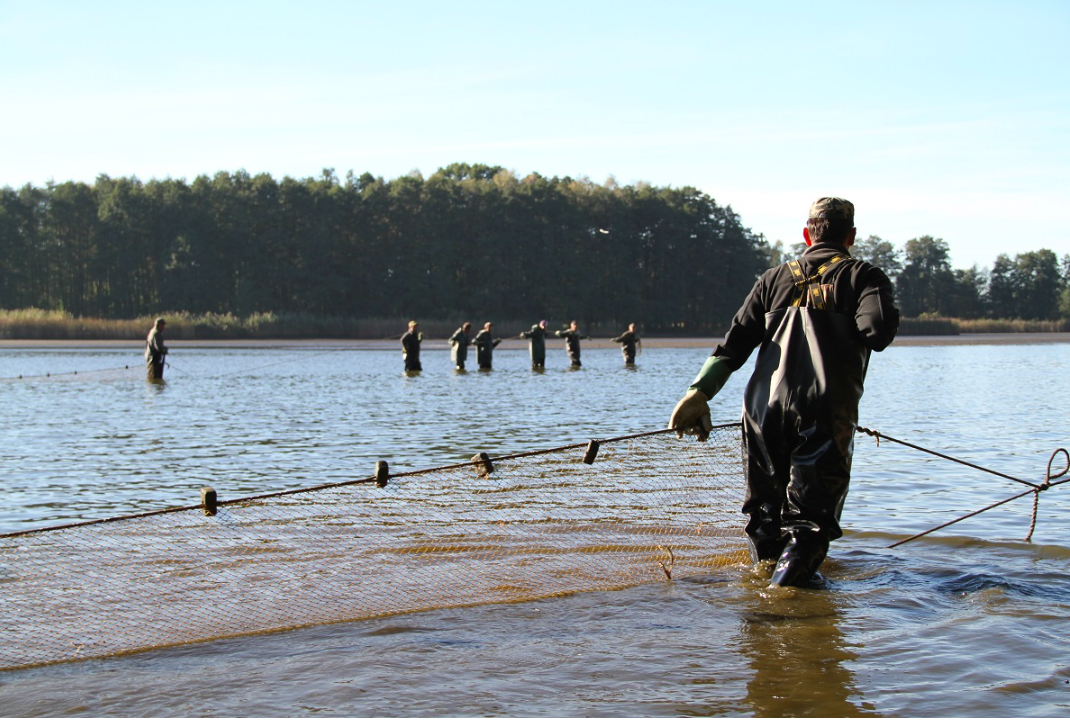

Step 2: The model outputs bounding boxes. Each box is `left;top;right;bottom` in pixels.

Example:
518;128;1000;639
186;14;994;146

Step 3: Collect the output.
737;579;876;717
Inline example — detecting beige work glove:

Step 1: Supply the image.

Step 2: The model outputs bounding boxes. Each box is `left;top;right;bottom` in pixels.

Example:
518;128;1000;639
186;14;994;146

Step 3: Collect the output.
668;389;713;441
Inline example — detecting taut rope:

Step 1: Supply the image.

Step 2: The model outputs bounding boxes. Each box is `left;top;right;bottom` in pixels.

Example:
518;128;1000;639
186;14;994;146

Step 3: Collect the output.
857;426;1069;547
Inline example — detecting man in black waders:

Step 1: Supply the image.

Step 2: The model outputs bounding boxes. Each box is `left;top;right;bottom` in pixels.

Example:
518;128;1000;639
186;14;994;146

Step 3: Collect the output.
555;320;589;367
145;317;168;381
449;322;472;370
401;320;422;372
612;323;641;365
669;197;899;587
473;321;501;370
520;320;549;369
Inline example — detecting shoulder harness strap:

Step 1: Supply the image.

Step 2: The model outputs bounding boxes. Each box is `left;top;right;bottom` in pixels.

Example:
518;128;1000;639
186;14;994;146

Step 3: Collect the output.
788;254;850;310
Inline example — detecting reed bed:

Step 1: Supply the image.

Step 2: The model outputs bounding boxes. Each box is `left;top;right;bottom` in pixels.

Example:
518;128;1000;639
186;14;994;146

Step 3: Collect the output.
898;316;1070;335
0;310;440;340
1;309;1066;341
953;317;1070;333
0;310;634;341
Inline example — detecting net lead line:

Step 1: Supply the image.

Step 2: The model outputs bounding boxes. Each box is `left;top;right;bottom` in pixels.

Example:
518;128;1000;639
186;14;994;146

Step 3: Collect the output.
0;423;741;541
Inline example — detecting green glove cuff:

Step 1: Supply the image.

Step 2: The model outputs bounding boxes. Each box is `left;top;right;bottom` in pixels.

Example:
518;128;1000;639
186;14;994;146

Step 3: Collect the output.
688;356;733;399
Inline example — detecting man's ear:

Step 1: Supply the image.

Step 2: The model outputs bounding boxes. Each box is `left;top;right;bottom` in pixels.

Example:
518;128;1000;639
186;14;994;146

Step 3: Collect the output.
845;227;857;248
803;227;813;247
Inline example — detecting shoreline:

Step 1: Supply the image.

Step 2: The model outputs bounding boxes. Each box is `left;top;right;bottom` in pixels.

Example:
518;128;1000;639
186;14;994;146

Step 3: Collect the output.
1;332;1068;350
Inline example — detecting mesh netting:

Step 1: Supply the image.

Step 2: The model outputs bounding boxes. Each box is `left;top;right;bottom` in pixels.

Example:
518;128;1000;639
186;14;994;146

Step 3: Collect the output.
0;424;747;671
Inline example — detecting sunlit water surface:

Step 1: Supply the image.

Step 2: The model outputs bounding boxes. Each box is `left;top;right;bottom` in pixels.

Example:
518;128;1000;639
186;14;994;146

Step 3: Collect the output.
1;342;1068;717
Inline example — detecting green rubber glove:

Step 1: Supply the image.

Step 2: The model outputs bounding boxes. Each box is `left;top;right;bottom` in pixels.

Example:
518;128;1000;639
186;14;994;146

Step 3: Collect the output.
688;356;733;399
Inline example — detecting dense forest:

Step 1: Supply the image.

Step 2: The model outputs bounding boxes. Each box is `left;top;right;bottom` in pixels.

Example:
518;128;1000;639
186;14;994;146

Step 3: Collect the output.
1;164;1068;335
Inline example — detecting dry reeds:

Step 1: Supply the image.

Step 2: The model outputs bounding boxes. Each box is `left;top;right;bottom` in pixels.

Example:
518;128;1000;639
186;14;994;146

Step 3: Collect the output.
898;316;1070;335
2;309;1066;340
0;310;591;341
954;317;1070;333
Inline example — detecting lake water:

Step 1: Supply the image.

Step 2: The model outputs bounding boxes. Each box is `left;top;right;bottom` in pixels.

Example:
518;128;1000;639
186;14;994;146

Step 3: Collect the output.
1;340;1068;716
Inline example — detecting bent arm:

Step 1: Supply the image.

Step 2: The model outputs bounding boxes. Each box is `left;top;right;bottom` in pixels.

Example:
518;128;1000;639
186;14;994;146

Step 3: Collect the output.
711;276;767;371
855;266;900;351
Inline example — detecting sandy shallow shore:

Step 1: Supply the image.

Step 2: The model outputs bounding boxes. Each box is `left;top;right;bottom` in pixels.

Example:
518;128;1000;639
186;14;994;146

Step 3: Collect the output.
1;333;1068;350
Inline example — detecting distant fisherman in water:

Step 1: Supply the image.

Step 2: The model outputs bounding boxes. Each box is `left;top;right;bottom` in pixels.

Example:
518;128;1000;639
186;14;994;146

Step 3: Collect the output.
669;197;900;587
473;322;501;370
555;320;589;367
612;323;641;365
401;320;422;372
145;317;168;381
449;322;472;370
519;320;549;369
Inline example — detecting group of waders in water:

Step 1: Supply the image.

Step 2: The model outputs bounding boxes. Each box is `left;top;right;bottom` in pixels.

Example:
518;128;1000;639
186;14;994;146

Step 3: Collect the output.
142;316;641;381
400;320;641;372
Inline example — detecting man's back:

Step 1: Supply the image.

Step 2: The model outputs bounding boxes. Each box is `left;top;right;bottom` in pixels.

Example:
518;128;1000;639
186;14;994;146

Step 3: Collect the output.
713;243;898;375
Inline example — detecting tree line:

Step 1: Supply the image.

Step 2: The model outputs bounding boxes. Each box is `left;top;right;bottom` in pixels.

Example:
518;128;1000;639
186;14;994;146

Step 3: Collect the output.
1;164;1068;334
844;236;1069;320
0;164;770;334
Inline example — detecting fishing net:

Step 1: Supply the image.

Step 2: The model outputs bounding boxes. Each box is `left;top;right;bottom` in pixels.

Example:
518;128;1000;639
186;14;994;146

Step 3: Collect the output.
0;424;748;671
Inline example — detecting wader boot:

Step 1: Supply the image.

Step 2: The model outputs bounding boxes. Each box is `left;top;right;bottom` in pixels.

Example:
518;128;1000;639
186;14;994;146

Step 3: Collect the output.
770;529;829;587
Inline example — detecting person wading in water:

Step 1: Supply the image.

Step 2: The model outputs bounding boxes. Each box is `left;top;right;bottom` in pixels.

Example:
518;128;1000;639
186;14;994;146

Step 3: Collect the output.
669;197;900;587
145;317;168;381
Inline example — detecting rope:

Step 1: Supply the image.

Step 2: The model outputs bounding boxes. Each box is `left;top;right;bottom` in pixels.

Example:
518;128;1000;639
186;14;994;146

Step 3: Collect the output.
162;359;187;375
858;426;1069;547
2;343;386;381
0;365;136;381
2;347;356;381
1026;448;1070;542
0;424;737;541
856;425;1040;489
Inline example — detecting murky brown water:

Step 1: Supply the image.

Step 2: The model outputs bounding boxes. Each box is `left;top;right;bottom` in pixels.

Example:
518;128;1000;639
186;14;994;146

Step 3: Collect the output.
1;342;1068;716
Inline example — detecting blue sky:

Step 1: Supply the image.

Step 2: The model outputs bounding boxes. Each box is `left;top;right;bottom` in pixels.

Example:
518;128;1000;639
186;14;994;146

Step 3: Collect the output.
2;1;1067;269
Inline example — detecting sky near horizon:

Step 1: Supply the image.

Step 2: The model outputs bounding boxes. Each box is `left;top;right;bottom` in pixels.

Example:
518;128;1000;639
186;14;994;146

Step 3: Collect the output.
1;1;1067;270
